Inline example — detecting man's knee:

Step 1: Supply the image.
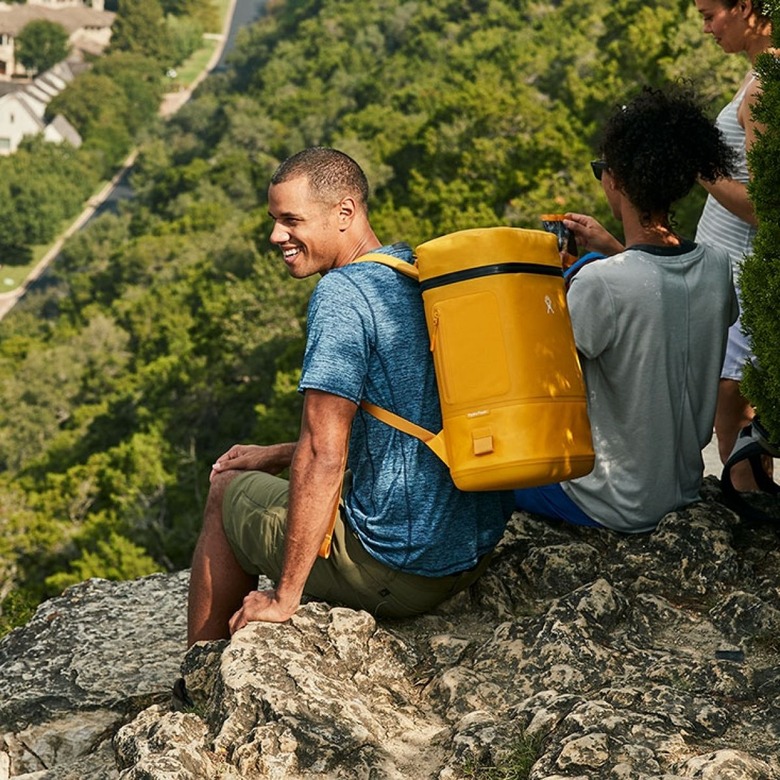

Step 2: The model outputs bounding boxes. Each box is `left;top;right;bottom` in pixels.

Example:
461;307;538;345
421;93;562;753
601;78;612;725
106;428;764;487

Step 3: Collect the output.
203;470;242;531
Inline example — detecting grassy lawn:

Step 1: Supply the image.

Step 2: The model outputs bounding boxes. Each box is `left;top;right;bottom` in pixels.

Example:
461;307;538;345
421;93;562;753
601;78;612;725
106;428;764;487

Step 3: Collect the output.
213;0;233;26
0;262;31;293
169;39;219;88
0;213;73;291
166;0;232;88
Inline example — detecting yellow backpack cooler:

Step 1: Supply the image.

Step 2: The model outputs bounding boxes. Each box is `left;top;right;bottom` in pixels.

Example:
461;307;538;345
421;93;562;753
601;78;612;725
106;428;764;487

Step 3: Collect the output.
358;226;594;492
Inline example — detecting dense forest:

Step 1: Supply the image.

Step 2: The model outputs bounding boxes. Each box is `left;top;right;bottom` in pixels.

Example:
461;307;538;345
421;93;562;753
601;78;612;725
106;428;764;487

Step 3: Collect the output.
0;0;217;263
0;0;751;632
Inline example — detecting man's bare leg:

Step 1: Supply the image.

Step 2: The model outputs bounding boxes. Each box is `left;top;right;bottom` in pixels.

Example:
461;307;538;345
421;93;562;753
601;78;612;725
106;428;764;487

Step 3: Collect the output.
187;471;255;646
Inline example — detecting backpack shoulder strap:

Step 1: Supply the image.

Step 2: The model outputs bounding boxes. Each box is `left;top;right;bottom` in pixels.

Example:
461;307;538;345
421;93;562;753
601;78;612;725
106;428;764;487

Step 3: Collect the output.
351;253;446;465
360;400;449;466
354;252;420;280
564;252;605;290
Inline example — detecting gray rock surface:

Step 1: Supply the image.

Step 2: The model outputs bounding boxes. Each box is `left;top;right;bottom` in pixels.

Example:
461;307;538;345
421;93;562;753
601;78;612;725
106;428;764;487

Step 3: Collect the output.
2;478;779;779
0;572;190;779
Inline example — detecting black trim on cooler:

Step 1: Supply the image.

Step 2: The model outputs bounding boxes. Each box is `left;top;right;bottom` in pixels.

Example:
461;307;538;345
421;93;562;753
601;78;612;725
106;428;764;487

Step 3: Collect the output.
419;262;563;292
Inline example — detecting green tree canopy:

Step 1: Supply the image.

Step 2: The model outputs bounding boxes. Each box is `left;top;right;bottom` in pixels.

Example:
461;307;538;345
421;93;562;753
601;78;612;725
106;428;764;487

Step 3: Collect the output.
0;0;761;634
0;138;98;258
108;0;172;66
15;19;70;74
46;53;163;173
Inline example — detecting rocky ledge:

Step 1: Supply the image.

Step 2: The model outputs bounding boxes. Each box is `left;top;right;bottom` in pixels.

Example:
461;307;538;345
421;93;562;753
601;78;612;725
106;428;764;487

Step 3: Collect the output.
1;477;779;779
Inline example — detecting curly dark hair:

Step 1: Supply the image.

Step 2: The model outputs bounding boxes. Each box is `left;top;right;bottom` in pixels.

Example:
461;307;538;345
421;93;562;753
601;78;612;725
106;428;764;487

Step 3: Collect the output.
598;84;737;225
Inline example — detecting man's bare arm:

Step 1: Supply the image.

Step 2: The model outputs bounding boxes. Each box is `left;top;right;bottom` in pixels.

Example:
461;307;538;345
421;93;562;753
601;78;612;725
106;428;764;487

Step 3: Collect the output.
228;390;356;629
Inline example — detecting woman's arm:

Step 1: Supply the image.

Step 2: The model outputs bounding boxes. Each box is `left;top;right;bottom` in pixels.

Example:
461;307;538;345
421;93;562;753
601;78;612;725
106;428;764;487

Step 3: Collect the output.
699;77;764;226
698;177;755;225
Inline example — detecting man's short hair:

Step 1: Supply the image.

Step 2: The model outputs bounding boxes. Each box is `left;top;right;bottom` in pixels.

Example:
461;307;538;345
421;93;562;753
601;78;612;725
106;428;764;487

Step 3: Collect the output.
271;147;369;211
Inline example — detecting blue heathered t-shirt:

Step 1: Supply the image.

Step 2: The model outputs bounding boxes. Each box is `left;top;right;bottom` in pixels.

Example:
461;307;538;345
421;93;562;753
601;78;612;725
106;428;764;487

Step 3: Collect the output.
298;243;514;577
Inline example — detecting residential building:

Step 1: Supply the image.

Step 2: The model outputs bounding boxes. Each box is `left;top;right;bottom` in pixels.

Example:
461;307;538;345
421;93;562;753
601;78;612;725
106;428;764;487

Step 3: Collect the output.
0;2;114;79
0;60;83;154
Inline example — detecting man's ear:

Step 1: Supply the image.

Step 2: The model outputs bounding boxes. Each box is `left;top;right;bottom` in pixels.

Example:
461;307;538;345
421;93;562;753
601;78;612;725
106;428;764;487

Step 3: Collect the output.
337;197;357;231
740;0;752;18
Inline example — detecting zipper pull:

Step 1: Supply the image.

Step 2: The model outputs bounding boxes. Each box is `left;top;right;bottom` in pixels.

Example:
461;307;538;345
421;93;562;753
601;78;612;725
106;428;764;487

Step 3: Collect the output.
429;307;440;352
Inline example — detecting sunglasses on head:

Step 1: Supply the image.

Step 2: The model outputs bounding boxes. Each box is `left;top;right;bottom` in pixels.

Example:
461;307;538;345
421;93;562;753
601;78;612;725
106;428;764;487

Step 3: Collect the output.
590;160;608;181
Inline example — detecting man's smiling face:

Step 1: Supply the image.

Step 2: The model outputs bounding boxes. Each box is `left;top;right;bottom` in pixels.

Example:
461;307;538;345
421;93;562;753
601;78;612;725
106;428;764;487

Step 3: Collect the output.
268;176;343;279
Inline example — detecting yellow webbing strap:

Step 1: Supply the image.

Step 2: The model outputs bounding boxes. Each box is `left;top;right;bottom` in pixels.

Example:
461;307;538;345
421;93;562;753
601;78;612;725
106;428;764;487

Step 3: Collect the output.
317;499;340;559
354;252;420;280
360;400;449;467
352;253;448;466
318;445;350;559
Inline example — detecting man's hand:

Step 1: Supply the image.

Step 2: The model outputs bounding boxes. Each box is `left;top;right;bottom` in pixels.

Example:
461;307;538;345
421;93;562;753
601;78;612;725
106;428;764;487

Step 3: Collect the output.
228;588;299;632
210;443;295;482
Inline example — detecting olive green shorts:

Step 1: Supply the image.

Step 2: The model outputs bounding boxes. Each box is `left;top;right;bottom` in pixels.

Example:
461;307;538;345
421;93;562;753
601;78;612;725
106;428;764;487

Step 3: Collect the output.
222;470;491;618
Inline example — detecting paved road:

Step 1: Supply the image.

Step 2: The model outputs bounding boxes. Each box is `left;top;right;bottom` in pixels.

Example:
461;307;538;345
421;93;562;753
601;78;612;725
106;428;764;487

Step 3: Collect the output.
213;0;267;72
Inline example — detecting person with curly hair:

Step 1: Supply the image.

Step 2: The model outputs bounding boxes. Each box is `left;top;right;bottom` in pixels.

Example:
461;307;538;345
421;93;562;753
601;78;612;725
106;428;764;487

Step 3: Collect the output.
514;85;739;533
693;0;776;490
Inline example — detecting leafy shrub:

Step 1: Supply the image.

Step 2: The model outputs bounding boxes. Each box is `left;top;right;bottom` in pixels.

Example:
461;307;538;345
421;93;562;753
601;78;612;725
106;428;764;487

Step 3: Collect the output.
45;531;161;593
741;2;780;441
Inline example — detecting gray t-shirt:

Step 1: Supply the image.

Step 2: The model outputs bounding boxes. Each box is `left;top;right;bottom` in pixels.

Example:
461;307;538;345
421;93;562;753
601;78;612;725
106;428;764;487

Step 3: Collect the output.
299;243;513;576
562;241;738;532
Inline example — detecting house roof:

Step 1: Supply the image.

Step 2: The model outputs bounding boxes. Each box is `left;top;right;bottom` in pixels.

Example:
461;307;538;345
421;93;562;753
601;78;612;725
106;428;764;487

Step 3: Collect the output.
50;59;88;80
36;73;67;93
0;5;115;37
46;112;81;146
0;81;23;98
24;83;51;108
30;80;58;101
0;61;77;121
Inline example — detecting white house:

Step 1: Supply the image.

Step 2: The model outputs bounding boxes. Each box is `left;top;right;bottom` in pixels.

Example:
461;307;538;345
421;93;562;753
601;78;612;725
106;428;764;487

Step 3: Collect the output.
0;2;114;79
0;60;82;154
0;89;42;153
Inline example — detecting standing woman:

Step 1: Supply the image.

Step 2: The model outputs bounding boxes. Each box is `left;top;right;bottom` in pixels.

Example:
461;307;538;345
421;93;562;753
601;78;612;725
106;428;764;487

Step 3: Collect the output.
694;0;776;489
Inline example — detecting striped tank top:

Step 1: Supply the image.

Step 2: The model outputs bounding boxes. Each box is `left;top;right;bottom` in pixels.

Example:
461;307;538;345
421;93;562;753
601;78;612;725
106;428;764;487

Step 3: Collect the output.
695;74;757;283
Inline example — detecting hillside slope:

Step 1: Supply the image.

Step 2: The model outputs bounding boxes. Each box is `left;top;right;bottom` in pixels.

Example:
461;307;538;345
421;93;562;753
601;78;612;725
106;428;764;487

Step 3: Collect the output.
0;0;750;633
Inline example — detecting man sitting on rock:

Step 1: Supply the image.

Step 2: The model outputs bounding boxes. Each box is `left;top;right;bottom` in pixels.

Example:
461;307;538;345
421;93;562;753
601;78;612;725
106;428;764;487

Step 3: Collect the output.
187;147;514;645
514;85;739;533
